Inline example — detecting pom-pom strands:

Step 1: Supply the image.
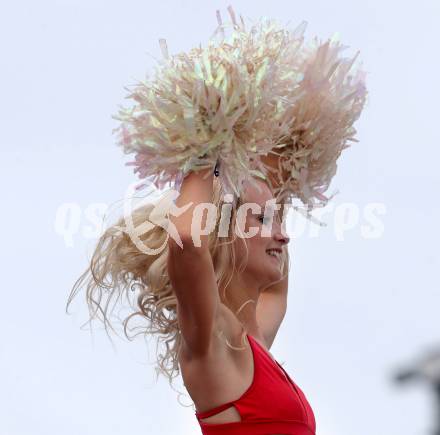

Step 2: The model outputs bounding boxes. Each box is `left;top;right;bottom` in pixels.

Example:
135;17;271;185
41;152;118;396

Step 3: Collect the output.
113;6;308;195
269;36;368;209
113;5;367;210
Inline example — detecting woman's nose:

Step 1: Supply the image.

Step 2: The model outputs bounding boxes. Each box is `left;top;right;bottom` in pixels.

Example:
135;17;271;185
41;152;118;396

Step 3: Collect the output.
269;212;290;245
274;231;290;245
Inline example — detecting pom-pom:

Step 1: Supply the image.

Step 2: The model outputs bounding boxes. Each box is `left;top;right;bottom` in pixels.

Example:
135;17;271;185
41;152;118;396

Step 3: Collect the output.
113;6;368;210
264;35;368;209
113;6;307;195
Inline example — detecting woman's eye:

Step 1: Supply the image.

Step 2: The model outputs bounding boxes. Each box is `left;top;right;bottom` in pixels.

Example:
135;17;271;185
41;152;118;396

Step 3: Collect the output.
258;215;270;225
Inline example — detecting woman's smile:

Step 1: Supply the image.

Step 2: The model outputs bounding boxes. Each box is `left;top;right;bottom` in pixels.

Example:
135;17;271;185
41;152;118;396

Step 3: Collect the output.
266;248;282;262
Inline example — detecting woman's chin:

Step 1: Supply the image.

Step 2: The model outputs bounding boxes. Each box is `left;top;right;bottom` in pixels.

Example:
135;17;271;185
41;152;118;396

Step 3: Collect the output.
250;260;283;285
265;264;283;283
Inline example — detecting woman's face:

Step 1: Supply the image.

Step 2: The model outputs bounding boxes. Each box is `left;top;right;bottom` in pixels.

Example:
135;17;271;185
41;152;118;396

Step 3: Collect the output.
232;179;289;289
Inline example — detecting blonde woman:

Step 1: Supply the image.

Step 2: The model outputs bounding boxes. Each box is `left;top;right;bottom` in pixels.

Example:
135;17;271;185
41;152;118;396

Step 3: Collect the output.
67;165;317;435
68;7;367;432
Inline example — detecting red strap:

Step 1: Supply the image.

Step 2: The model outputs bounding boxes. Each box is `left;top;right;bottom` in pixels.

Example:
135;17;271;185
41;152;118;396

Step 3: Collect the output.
196;402;237;419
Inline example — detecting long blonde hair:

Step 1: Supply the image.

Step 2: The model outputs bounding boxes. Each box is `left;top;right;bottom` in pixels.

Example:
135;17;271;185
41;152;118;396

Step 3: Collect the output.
66;177;288;386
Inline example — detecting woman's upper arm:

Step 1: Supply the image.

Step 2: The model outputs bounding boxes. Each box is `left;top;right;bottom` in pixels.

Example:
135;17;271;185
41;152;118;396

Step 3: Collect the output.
256;264;289;349
168;238;220;357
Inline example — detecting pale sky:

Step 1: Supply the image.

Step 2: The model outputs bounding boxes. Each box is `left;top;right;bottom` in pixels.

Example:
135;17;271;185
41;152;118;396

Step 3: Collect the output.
1;1;439;434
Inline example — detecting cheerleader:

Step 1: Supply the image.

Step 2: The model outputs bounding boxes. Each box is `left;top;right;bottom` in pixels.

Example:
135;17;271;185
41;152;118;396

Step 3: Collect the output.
67;6;367;434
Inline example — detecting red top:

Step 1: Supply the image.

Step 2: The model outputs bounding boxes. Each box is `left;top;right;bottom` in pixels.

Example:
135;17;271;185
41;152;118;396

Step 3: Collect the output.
195;334;316;435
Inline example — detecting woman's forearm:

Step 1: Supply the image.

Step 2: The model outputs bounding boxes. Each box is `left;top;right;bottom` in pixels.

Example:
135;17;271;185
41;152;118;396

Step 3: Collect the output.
170;168;214;250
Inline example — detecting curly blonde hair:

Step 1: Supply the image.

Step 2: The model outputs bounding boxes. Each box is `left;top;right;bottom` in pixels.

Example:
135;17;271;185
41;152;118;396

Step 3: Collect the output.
66;177;288;387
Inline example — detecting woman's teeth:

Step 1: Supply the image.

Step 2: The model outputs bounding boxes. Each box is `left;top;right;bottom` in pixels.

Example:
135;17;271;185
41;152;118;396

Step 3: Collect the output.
266;249;281;260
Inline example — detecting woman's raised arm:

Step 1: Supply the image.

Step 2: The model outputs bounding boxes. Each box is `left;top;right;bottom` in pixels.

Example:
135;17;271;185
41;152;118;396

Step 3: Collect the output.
167;169;221;357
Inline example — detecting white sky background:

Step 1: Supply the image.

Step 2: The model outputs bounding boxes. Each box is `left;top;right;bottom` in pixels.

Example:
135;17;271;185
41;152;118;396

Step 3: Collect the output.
1;1;439;434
